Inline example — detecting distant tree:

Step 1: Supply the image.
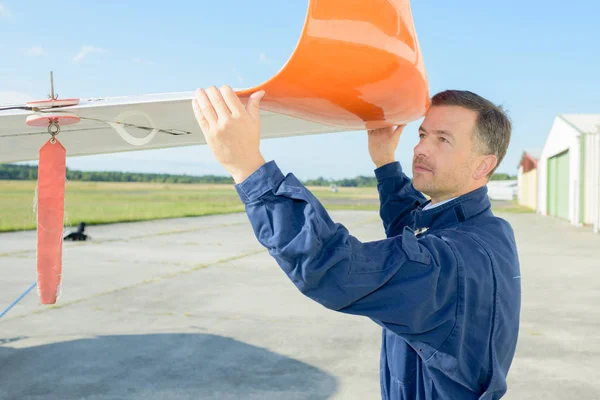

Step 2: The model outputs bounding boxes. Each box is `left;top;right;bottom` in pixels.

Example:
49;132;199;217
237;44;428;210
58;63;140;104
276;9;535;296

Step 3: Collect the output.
304;177;331;186
6;164;478;187
490;173;516;181
0;164;236;184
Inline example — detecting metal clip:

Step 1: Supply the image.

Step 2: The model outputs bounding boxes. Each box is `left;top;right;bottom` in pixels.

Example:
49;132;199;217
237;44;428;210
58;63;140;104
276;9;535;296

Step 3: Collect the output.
414;227;429;236
48;119;60;144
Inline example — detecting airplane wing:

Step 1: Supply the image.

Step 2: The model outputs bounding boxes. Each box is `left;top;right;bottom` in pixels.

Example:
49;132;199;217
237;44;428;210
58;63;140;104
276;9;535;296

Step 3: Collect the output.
0;93;350;164
0;0;429;164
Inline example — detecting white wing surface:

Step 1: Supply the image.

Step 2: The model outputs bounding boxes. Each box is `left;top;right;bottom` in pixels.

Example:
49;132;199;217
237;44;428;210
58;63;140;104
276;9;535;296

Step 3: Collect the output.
0;92;348;163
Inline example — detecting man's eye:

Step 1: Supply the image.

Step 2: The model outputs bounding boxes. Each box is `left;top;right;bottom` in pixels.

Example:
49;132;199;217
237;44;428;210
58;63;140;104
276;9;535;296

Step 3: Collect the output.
440;137;449;143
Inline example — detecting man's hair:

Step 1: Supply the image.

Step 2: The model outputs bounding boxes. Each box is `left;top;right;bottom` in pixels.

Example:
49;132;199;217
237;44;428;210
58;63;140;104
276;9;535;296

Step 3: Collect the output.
431;90;511;177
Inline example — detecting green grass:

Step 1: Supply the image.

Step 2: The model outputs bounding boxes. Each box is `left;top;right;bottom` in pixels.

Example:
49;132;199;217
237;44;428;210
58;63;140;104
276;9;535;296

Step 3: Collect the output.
0;180;247;232
0;180;532;232
492;202;536;214
0;180;381;232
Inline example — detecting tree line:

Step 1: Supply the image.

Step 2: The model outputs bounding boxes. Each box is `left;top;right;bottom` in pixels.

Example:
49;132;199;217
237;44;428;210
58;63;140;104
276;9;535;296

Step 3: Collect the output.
305;172;516;187
0;164;235;184
0;164;516;187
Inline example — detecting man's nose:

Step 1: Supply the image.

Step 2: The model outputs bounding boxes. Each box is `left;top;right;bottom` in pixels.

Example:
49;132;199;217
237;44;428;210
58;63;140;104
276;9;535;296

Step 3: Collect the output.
414;138;431;157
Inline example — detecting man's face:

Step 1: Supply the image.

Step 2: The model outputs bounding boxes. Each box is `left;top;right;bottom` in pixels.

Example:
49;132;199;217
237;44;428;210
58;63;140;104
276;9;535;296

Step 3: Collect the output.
412;105;480;201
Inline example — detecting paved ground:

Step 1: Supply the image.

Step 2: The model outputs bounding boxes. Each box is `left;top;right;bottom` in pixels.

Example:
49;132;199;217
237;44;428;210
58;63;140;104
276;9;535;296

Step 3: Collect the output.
0;207;599;399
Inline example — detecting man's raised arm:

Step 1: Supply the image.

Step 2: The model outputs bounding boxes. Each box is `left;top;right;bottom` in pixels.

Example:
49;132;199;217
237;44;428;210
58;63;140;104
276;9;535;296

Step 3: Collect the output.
236;160;457;342
368;127;427;238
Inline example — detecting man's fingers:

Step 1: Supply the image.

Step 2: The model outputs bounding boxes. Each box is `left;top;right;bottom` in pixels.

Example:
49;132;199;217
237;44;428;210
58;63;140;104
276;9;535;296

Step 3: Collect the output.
192;98;210;135
394;125;406;134
220;85;245;117
206;86;231;121
195;89;217;128
246;90;265;121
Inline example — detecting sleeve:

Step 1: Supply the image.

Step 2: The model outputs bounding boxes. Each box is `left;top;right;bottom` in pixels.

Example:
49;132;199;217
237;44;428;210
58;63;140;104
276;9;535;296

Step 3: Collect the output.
235;161;458;342
375;161;428;238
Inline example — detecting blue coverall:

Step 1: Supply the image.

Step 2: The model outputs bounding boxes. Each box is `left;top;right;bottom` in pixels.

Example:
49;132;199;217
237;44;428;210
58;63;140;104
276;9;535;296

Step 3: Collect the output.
234;160;521;399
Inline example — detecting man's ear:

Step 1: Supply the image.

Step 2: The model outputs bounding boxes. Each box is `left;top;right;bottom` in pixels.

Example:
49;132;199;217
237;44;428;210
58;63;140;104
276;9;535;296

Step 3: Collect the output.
473;154;498;180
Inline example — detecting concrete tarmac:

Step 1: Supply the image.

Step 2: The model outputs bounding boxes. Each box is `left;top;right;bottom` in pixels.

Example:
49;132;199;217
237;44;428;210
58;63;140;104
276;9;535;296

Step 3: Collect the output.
0;208;598;399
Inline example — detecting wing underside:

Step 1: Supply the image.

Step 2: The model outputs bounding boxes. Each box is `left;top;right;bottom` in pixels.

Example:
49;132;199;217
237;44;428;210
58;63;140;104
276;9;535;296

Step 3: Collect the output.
0;93;349;164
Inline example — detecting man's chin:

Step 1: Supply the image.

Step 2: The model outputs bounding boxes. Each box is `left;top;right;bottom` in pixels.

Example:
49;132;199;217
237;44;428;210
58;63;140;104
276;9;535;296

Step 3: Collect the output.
412;179;434;197
412;176;426;189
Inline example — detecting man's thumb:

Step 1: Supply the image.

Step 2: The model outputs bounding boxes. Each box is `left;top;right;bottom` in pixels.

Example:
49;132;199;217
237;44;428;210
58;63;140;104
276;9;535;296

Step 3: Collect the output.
247;90;265;119
394;125;406;135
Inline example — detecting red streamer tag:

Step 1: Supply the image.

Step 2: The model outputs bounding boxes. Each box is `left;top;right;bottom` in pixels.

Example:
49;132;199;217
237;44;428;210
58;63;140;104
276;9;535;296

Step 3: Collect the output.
37;138;66;304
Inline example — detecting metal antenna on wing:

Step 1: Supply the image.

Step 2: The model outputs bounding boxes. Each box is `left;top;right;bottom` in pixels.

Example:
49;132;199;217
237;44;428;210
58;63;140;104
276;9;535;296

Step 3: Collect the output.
48;71;58;100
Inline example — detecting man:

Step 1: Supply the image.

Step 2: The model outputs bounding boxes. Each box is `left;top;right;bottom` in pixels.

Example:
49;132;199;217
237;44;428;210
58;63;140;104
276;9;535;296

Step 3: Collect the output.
191;87;521;399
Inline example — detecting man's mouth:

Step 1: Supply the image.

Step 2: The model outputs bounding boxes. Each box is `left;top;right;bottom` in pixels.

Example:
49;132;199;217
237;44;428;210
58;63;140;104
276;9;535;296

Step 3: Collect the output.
414;164;433;173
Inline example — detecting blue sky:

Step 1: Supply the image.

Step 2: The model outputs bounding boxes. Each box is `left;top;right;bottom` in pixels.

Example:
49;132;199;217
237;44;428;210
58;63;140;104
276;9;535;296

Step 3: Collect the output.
1;0;598;180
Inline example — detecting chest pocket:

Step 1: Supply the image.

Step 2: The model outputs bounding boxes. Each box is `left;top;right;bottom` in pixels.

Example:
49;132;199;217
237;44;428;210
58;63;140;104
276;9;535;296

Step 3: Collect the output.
385;329;419;385
402;226;431;264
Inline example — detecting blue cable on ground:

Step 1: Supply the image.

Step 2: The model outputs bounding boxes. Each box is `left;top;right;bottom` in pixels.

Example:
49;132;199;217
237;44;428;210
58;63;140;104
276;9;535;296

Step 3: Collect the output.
0;282;37;319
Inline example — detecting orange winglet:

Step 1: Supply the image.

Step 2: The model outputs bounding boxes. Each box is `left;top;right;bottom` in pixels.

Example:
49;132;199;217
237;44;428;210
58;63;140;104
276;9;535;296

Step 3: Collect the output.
237;0;429;129
36;137;66;304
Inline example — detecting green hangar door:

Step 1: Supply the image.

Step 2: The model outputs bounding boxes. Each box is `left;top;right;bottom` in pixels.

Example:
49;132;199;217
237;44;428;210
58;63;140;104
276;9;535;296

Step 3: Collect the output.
547;150;570;220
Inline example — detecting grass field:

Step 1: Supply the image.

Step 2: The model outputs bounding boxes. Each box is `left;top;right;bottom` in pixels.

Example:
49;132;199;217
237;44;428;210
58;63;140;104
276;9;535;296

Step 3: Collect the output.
0;180;380;232
0;179;531;232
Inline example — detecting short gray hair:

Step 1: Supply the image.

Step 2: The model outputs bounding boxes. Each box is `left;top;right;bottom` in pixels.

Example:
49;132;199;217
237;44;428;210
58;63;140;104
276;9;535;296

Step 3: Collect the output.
431;90;511;177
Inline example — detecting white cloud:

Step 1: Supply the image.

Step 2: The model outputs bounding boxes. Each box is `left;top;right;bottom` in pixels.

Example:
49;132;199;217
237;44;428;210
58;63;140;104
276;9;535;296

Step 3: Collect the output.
72;46;109;64
25;46;44;57
259;52;268;63
0;2;10;18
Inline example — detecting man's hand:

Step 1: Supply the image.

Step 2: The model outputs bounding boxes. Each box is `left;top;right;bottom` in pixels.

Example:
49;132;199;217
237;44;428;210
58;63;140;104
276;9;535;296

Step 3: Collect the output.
368;125;405;168
192;86;266;183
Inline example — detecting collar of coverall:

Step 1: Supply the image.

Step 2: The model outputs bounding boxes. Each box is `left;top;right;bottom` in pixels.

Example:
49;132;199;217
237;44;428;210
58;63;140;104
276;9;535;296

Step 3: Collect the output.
412;185;492;233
